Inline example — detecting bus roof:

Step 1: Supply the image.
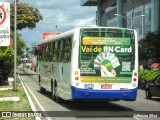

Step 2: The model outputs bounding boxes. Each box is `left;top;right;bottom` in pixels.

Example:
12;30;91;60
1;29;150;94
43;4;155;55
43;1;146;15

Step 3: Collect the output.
38;28;75;45
38;27;133;45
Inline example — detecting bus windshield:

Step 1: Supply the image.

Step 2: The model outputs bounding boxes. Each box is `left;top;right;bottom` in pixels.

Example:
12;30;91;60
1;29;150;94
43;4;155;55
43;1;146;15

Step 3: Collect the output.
79;28;135;83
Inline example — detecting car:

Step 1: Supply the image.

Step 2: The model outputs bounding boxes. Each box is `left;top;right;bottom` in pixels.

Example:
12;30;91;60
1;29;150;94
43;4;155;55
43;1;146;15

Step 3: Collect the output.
145;75;160;99
22;58;32;68
25;60;32;68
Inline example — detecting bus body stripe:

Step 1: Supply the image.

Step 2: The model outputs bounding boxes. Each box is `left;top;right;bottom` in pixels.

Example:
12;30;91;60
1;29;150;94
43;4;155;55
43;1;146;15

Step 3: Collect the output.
72;86;137;101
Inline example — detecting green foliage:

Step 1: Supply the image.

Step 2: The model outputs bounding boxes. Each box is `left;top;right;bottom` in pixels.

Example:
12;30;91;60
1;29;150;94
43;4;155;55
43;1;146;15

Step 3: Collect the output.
139;27;160;62
10;31;26;56
138;39;150;62
139;70;160;82
0;47;14;76
0;47;22;77
10;2;43;31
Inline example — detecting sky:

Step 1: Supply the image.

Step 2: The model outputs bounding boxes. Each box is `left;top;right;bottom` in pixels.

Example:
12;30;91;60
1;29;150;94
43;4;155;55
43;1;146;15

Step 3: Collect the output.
18;0;96;47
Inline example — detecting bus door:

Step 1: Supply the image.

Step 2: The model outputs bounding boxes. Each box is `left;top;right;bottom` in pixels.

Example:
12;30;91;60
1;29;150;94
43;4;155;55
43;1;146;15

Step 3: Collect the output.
61;37;72;84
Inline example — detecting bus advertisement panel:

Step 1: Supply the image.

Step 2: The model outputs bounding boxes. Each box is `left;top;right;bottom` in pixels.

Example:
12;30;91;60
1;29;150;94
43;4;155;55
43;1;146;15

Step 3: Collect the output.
78;28;137;91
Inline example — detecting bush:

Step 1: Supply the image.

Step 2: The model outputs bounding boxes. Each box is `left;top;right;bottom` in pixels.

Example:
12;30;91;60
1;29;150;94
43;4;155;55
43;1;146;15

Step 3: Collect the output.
139;70;160;82
0;47;14;76
0;47;22;83
138;70;160;89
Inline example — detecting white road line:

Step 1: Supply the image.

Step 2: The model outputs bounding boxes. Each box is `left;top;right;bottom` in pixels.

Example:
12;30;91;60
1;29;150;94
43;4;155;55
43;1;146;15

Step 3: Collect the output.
19;74;41;120
19;74;52;120
133;116;142;120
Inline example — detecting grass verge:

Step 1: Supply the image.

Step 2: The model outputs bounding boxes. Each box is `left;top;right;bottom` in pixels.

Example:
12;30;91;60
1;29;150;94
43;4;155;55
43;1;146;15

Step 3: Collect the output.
0;84;35;120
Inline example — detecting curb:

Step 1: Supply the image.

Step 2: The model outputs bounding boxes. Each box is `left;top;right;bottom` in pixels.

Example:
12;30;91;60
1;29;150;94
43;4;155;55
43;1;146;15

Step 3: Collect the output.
0;88;12;91
0;97;20;102
18;74;41;120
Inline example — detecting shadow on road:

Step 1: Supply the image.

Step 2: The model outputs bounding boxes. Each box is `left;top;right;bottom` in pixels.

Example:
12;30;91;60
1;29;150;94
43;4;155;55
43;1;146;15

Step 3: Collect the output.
144;97;160;102
36;89;134;112
19;73;36;76
61;100;134;111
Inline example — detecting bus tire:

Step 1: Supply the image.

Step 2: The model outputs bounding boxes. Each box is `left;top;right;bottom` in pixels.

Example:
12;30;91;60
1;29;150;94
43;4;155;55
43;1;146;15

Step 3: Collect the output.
54;80;61;103
51;79;56;101
39;75;45;94
39;75;41;86
40;87;45;94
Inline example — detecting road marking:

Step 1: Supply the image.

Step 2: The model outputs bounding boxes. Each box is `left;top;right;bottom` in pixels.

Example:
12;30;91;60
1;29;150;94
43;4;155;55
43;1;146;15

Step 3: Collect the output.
19;75;52;120
133;116;142;120
19;74;41;120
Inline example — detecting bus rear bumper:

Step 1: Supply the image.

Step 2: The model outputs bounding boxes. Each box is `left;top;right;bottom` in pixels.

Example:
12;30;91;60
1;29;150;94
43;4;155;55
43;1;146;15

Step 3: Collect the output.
71;87;137;101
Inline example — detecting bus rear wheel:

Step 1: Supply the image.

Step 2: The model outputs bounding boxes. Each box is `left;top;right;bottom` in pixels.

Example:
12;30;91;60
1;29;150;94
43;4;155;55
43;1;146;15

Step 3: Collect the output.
51;80;56;101
54;83;61;102
51;80;60;102
39;75;45;93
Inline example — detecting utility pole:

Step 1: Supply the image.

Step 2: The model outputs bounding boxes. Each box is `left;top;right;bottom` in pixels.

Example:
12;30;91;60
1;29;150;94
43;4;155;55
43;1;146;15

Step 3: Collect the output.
13;0;17;91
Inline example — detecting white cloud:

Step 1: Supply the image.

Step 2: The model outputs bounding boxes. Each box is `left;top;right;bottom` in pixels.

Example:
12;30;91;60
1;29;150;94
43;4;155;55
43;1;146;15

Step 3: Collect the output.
19;0;96;47
74;16;95;27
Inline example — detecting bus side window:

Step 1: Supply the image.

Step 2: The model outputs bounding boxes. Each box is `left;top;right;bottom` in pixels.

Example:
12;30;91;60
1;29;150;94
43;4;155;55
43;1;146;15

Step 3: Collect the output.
42;44;47;61
46;43;50;61
45;43;49;61
49;42;54;61
47;42;53;61
63;37;71;62
57;40;63;62
39;50;42;61
38;45;42;61
53;41;58;61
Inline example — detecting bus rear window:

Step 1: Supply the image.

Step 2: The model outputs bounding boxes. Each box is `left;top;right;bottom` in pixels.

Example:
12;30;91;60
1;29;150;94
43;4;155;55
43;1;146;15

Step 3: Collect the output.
79;28;135;83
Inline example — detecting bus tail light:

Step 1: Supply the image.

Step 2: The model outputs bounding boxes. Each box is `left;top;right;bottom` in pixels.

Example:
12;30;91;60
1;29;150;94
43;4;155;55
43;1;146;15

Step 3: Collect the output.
133;78;137;82
133;72;137;82
74;71;79;75
74;70;80;81
134;72;137;76
75;77;79;81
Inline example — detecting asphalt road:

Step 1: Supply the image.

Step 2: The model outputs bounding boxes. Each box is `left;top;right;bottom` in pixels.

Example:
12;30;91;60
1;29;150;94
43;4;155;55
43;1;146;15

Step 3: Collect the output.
18;66;160;120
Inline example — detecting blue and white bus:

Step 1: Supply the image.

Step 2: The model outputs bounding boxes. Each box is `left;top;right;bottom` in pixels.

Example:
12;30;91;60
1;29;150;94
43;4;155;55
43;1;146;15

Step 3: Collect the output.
37;27;138;102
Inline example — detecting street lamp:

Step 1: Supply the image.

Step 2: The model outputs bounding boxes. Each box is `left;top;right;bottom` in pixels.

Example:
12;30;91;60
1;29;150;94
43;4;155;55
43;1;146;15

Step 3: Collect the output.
114;14;130;28
114;13;145;29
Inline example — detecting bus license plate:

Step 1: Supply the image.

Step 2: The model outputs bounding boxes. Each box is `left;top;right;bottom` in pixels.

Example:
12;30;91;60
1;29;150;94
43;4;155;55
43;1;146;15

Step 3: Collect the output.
101;84;112;89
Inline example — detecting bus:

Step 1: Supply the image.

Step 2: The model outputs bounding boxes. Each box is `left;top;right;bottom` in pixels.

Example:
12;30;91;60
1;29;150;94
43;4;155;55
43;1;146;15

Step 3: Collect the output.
37;27;138;102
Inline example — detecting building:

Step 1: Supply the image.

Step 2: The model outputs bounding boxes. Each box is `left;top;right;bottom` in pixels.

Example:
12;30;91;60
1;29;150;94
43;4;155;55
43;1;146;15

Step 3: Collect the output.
81;0;160;40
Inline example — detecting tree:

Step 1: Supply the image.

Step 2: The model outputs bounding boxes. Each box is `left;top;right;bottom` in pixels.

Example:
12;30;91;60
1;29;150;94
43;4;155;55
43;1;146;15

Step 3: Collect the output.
10;2;43;31
0;47;14;76
139;27;160;63
0;1;42;83
138;39;149;62
10;31;26;56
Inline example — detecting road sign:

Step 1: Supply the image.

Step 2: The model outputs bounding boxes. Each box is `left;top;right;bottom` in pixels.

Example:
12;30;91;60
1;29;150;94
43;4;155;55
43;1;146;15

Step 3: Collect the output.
0;2;10;46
